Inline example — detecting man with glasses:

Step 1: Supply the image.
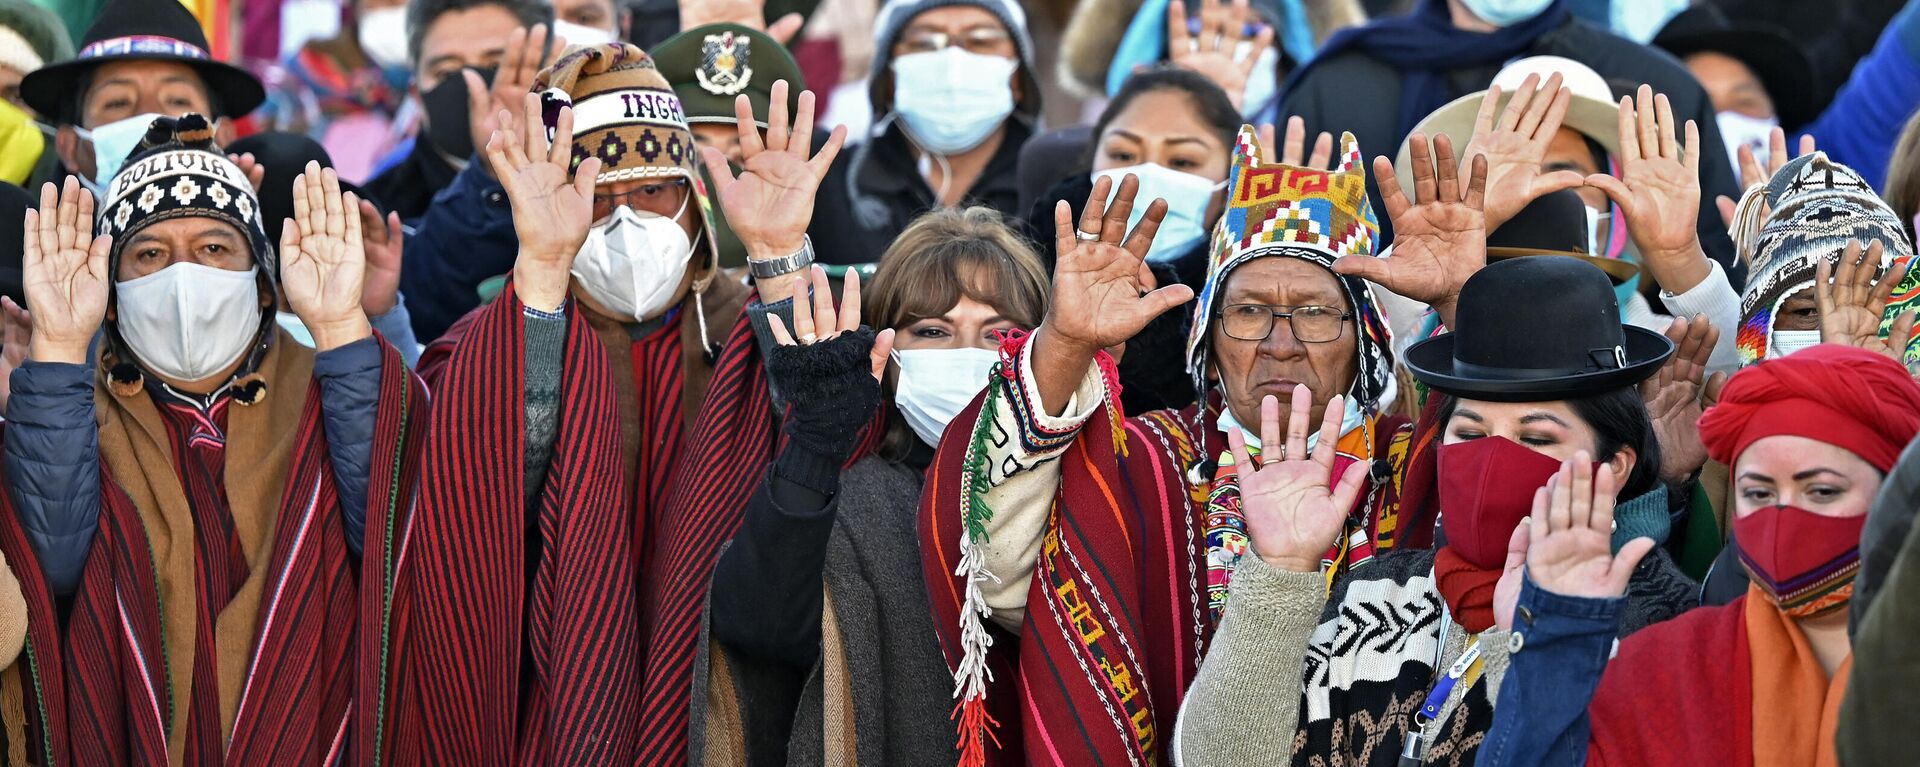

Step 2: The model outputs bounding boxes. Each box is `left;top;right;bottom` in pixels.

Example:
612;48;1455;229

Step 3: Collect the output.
806;0;1040;264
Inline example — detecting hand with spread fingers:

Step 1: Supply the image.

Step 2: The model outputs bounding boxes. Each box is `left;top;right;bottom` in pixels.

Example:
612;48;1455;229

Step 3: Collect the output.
1584;86;1710;294
1259;116;1334;170
1333;133;1487;330
699;79;847;300
21;178;112;366
765;265;896;462
1233;387;1367;574
467;24;567;177
1460;73;1586;232
488;92;603;312
1167;0;1274;110
358;199;405;318
1816;239;1916;366
681;0;805;44
1517;456;1656;605
280;161;373;351
1641;314;1721;484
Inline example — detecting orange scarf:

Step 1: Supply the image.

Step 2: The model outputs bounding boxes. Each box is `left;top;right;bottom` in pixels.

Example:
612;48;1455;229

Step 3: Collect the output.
1746;584;1851;767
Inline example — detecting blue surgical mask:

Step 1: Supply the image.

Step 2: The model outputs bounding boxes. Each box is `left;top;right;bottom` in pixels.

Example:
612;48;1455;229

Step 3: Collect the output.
1236;45;1280;119
1092;162;1222;263
1458;0;1554;27
77;112;163;189
891;48;1018;155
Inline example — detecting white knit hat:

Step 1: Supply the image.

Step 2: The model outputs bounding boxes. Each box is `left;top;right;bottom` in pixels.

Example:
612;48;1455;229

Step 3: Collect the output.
0;24;43;76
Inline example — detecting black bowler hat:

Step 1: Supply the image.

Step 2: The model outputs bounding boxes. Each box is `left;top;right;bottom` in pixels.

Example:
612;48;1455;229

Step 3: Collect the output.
1487;188;1638;285
1404;257;1673;402
18;0;265;122
1654;5;1817;131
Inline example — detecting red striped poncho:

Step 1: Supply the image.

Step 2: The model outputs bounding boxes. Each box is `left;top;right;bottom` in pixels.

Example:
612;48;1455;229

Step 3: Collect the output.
399;286;823;765
0;333;426;766
918;339;1430;766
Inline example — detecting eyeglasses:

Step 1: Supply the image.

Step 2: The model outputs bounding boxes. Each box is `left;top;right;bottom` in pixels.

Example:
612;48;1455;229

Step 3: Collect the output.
896;27;1015;56
1217;304;1351;344
592;178;690;223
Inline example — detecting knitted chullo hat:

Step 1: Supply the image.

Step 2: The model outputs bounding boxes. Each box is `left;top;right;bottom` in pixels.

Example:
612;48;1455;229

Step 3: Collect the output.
533;43;722;348
1186;126;1396;431
1737;152;1917;366
99;113;276;392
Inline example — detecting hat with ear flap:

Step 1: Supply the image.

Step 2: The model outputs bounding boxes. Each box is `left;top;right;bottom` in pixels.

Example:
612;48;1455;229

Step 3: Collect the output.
1186;126;1396;423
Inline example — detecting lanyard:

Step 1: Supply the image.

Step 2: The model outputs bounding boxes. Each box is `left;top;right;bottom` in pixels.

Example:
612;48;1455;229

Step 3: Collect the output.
1398;602;1486;766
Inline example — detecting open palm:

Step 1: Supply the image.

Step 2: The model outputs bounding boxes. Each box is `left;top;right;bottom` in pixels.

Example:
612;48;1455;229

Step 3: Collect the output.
1525;457;1653;602
1585;86;1702;264
1462;73;1585;232
1044;174;1195;352
22;178;111;364
280;162;369;345
700;80;845;258
1166;0;1273;110
1234;388;1367;573
1338;135;1486;324
489;91;600;265
1817;239;1915;364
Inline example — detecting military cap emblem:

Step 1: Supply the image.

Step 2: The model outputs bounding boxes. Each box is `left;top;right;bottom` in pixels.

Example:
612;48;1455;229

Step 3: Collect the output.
695;31;753;96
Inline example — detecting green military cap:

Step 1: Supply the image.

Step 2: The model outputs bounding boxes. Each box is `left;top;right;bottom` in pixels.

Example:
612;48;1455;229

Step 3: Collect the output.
652;23;804;129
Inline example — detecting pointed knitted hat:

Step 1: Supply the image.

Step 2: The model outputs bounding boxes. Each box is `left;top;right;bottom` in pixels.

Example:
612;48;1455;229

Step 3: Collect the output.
1186;126;1394;412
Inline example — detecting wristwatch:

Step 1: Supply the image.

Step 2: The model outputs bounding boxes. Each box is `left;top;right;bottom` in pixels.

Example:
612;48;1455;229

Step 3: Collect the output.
748;236;816;279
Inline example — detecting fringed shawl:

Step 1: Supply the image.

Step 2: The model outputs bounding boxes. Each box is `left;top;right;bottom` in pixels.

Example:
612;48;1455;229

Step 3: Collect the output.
0;331;424;766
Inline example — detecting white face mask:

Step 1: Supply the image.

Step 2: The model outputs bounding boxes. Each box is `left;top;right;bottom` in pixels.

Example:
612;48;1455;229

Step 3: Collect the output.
569;199;695;322
1768;329;1822;359
77;112;163;190
1458;0;1553;26
552;18;618;46
1091;163;1222;262
116;263;263;382
356;6;410;69
892;346;1001;446
1717;111;1779;179
891;48;1018;155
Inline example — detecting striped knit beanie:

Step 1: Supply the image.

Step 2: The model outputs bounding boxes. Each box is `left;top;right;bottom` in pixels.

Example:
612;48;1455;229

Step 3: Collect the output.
101;113;273;282
1738;152;1916;365
534;42;699;187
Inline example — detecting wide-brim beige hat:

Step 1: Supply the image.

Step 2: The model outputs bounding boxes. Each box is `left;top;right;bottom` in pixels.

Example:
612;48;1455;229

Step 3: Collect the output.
1395;55;1620;195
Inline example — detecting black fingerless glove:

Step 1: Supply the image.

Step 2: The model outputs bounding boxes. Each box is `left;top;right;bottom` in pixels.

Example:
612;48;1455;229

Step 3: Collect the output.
767;327;883;471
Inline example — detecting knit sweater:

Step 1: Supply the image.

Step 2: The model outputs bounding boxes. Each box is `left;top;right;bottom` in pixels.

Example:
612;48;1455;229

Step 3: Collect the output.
1173;546;1697;767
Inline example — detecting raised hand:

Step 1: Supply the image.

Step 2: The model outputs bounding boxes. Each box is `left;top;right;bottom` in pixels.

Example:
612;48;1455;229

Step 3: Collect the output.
681;0;804;44
1523;456;1655;601
1641;315;1717;483
1816;239;1916;365
1259;116;1334;170
699;79;847;300
227;152;266;193
767;265;896;382
1492;521;1530;632
1333;133;1486;329
466;24;567;175
1166;0;1274;110
1715;129;1816;227
22;178;111;365
0;297;30;413
1460;73;1585;232
280;161;372;350
489;92;603;312
1233;387;1368;573
1584;86;1710;294
1044;174;1193;353
357;199;404;317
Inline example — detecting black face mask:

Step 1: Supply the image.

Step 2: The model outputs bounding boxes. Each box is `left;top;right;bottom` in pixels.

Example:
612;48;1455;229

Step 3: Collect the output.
420;67;496;161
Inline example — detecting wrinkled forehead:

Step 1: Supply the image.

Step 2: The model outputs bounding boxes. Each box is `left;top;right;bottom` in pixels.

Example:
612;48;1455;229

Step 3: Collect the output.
1219;257;1347;306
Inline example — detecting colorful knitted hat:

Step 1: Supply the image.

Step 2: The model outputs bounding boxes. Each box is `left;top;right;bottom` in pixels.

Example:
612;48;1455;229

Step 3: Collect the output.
534;42;700;187
101;113;273;281
1738;152;1917;365
1186;126;1394;412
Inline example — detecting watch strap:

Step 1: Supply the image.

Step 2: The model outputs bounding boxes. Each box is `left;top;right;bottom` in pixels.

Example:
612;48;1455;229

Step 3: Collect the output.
749;236;816;279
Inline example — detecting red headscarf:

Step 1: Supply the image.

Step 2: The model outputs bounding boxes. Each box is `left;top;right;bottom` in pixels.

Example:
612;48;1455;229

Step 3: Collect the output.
1698;344;1920;473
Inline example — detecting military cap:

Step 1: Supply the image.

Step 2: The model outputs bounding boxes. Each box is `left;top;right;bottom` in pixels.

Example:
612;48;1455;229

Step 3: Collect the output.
652;23;804;128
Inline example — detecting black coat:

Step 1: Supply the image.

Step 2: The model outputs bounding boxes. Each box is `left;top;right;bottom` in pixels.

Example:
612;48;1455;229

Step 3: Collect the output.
808;120;1031;265
1280;15;1747;288
363;138;460;222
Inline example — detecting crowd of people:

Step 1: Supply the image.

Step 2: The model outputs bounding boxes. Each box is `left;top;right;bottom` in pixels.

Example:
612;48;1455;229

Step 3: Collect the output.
0;0;1917;764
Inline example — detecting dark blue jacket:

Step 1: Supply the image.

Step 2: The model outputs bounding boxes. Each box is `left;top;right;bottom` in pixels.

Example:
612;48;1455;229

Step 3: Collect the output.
1803;0;1920;192
4;335;387;596
398;162;518;342
1477;577;1624;767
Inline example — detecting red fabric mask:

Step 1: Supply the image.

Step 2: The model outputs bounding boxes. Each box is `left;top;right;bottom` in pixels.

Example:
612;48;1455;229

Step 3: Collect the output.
1436;436;1564;569
1733;504;1865;617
